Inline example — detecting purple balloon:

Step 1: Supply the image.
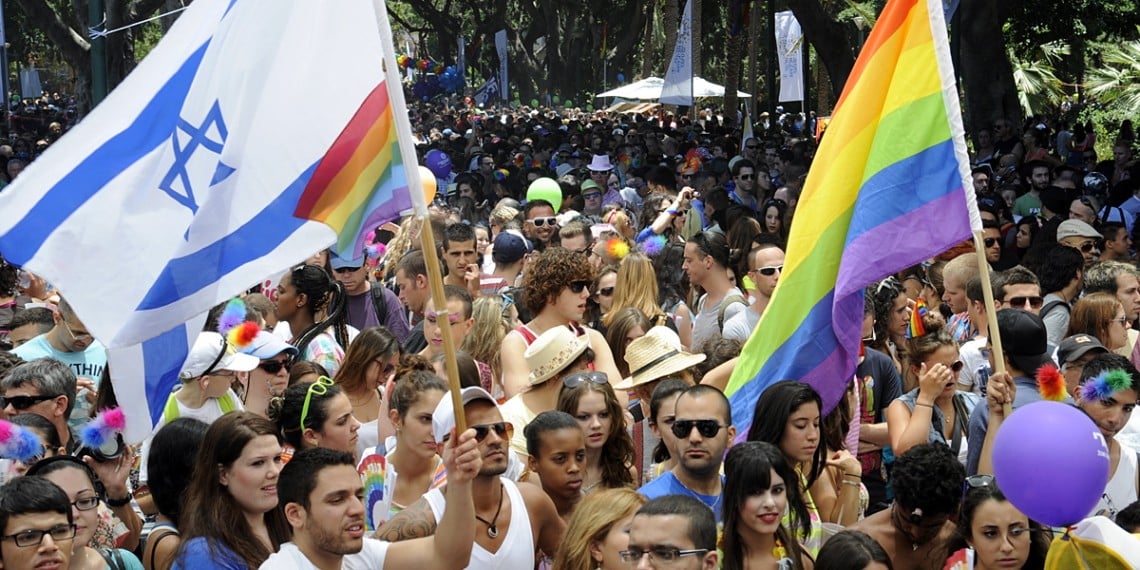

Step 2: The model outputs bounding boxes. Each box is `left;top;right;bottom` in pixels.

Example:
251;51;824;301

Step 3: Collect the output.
992;401;1109;527
425;150;452;179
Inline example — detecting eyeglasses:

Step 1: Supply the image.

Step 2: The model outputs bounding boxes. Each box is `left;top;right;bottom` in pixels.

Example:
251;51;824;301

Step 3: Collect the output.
0;394;57;410
619;547;708;563
753;265;783;277
671;419;729;438
1005;296;1044;309
471;421;513;442
334;266;362;274
61;319;93;343
737;174;754;181
299;375;335;433
1113;316;1132;326
2;524;76;548
597;286;614;297
563;371;609;389
583;192;602;200
529;216;558;227
70;496;100;511
983;237;1000;247
258;359;291;374
745;145;759;150
569;280;591;294
679;173;692;180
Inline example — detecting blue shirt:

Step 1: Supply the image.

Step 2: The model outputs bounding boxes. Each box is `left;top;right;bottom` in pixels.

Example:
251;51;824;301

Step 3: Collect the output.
638;471;725;523
173;537;248;570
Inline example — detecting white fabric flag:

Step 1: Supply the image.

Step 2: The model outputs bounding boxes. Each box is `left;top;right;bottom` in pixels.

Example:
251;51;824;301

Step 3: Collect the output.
496;30;509;102
0;0;422;440
775;10;804;103
660;0;694;106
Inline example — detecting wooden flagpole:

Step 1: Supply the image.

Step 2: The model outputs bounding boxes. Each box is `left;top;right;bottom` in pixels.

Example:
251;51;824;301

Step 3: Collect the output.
418;219;466;432
972;230;1012;416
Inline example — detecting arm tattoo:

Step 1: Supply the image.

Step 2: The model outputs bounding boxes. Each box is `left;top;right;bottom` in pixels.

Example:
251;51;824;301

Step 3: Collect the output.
374;499;437;542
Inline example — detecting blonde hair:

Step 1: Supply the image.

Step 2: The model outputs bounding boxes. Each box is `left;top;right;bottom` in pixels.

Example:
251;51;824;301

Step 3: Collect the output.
943;252;980;288
461;295;510;381
551;488;647;570
604;251;665;328
489;205;521;229
602;207;635;241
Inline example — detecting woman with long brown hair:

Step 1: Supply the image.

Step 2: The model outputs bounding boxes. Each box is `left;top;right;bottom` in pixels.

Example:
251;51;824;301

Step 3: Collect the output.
174;412;290;569
333;326;402;457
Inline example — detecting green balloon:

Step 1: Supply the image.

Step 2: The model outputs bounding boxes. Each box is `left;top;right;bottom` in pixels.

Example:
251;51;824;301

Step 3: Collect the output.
552;95;561;104
586;104;594;111
564;100;573;108
527;177;563;212
530;98;539;107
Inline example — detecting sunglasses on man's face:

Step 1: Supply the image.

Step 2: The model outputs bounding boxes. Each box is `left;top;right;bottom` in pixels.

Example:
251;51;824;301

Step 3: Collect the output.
1005;295;1044;309
569;280;591;294
738;174;754;181
671;419;728;438
983;237;1000;247
753;265;783;277
0;394;56;410
529;216;557;227
1079;240;1103;253
472;421;513;442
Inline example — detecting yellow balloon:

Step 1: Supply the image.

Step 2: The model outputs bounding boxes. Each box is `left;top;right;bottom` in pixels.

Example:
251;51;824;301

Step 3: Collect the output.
418;165;437;203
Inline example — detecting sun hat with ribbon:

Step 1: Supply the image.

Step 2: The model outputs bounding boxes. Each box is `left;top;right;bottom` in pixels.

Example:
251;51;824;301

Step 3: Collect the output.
615;326;705;390
524;325;590;386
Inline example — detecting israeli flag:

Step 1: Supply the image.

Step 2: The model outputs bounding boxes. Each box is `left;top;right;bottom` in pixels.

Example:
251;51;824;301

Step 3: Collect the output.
0;0;402;441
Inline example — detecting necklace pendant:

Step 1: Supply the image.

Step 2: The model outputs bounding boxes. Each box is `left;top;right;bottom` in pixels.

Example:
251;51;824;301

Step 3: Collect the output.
487;525;499;538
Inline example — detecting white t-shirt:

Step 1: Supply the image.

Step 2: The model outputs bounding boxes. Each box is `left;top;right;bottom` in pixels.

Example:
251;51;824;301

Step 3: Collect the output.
259;539;390;569
958;336;989;395
722;306;761;343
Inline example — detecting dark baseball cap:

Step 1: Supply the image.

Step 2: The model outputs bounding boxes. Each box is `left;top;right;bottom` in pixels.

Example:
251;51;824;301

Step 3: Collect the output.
996;309;1052;375
1057;334;1109;364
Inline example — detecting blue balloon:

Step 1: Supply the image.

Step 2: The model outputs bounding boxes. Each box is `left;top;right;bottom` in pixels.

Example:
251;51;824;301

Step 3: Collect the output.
617;73;625;82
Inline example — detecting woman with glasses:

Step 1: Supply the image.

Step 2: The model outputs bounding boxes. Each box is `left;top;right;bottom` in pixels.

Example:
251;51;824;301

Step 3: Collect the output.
173;412;289;569
356;370;447;531
27;456;144;569
500;247;623;401
274;264;348;377
1068;292;1131;353
944;476;1049;570
268;375;360;463
334;326;402;457
721;441;814;570
557;370;637;492
886;311;981;466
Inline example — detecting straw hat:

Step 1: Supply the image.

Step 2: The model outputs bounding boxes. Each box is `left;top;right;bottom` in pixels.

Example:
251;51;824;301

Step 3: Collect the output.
615;326;705;390
525;326;590;385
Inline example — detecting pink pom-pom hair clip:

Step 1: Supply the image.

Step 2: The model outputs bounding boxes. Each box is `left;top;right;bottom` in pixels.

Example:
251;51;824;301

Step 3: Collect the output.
0;419;44;463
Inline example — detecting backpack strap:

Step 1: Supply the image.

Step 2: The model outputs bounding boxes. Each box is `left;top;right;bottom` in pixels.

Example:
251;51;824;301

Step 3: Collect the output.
370;284;389;326
99;548;126;570
1039;299;1071;320
717;294;748;330
162;395;180;424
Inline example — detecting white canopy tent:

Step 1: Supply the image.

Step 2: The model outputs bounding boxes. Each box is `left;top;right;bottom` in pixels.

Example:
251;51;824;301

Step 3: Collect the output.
595;76;751;100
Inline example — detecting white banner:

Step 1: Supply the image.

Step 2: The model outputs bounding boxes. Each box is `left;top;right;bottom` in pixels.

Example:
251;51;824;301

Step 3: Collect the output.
495;29;509;102
775;10;804;103
660;0;693;106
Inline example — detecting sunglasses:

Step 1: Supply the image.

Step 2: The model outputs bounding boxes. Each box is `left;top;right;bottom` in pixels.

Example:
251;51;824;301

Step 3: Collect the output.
597;286;615;297
471;421;513;442
671;419;728;439
299;376;335;433
737;174;754;180
569;280;591;294
258;359;291;374
529;216;558;227
563;371;609;389
0;394;56;410
753;265;783;277
983;237;1000;247
949;361;965;373
745;145;759;150
61;319;93;343
963;474;994;504
1005;295;1044;309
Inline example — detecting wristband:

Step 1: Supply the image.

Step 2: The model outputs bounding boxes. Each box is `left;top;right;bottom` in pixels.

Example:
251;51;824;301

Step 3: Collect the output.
666;209;679;217
107;495;132;508
842;480;861;488
914;402;933;408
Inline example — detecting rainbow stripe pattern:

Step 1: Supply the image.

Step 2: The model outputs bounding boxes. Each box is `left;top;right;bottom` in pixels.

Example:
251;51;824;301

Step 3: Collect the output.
294;80;412;258
358;451;388;532
726;0;979;435
907;297;929;338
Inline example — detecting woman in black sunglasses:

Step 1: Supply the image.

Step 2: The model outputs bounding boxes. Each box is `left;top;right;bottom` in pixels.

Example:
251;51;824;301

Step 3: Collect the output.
885;311;981;466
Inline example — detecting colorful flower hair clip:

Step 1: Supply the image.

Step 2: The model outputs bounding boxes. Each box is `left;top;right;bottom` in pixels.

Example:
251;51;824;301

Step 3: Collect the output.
1080;369;1132;403
217;298;259;348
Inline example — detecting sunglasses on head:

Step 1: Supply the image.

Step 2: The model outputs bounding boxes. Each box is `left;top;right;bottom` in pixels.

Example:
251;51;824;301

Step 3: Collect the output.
0;394;56;410
1006;295;1044;309
529;216;558;227
754;265;783;277
299;376;336;433
671;419;728;438
563;371;609;389
569;280;591;294
963;474;994;504
258;359;291;374
472;421;513;442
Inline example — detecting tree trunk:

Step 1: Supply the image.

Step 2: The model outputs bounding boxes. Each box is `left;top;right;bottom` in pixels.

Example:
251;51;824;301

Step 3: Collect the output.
691;0;701;79
748;0;761;101
640;1;656;79
724;33;742;127
959;0;1021;136
786;0;855;100
663;0;678;76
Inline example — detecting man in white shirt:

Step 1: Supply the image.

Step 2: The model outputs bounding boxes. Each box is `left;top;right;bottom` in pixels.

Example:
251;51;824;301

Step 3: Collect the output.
261;429;484;569
723;241;784;342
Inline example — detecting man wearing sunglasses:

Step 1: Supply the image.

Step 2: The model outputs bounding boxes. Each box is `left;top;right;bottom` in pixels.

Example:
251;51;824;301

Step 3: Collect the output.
12;298;107;425
1;359;79;453
638;385;734;523
724;241;784;343
728;158;760;211
1057;218;1103;267
523;199;559;250
376;387;565;569
329;251;410;343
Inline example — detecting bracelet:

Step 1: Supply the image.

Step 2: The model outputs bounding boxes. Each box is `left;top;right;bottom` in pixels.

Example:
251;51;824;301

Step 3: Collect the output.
666;209;679;217
914;402;934;408
107;495;132;508
843;472;861;480
842;480;861;488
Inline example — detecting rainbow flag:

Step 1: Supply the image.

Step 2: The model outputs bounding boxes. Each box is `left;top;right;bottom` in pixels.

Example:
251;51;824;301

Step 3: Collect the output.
725;0;980;436
294;80;413;258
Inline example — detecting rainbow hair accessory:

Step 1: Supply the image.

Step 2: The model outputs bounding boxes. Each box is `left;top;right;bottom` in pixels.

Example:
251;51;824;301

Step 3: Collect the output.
1035;364;1067;401
78;407;127;451
1081;369;1132;402
359;453;387;531
217;298;259;348
906;298;928;339
605;238;630;260
493;168;510;182
640;234;668;257
0;419;44;462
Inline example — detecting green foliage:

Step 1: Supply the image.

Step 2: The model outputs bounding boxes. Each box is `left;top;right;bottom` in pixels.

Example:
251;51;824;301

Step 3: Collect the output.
1086;39;1140;116
1009;43;1068;116
1003;0;1140;56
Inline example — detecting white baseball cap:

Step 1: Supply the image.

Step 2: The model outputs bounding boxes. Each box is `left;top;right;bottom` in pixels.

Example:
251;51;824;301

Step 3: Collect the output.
179;331;259;380
431;386;499;443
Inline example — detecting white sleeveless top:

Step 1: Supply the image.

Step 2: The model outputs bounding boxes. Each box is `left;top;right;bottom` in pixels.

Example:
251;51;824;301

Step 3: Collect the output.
1093;445;1139;520
425;478;535;569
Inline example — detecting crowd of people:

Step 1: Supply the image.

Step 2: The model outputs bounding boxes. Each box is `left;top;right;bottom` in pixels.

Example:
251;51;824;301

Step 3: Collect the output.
2;101;1140;569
